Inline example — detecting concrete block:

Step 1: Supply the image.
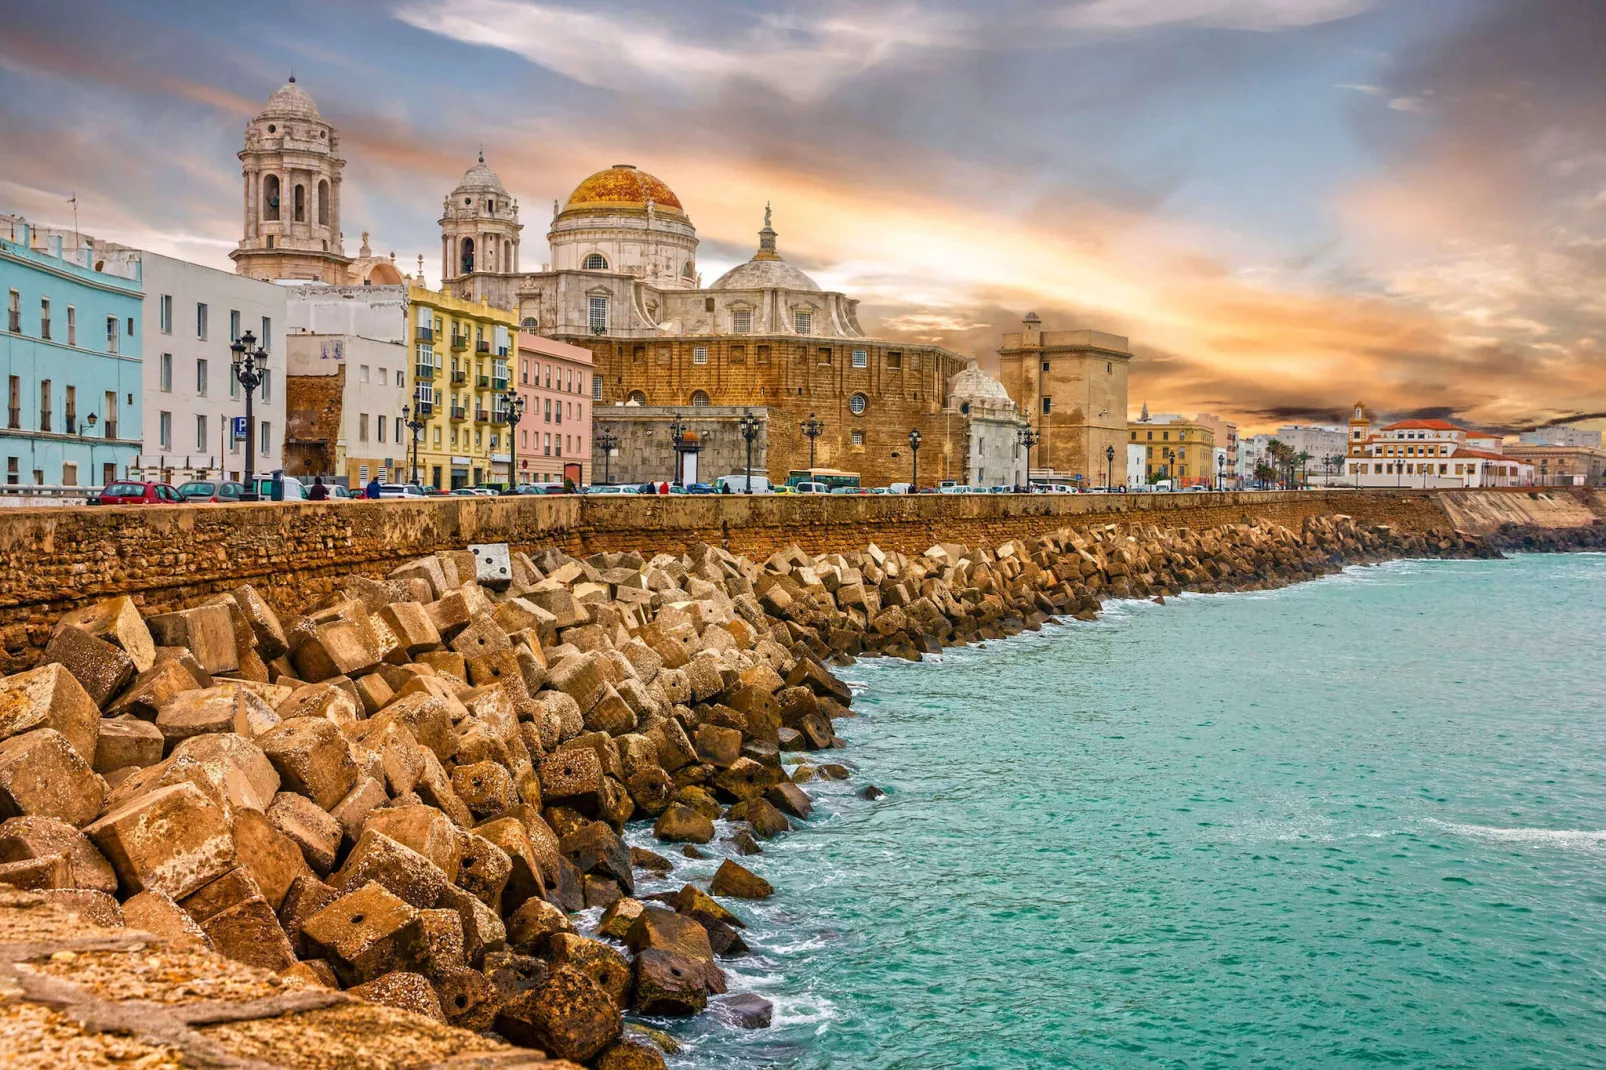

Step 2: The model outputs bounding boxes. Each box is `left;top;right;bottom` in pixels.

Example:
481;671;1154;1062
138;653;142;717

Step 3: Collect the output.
85;782;236;899
377;602;442;657
41;626;134;710
277;681;361;727
0;663;101;765
0;815;118;893
332;829;448;909
105;659;205;721
232;807;312;909
0;729;103;827
167;732;280;813
468;543;512;590
123;889;211;948
258;717;358;810
55;596;156;672
231;585;288;659
145;604;239;675
301;880;427;986
267;791;342;874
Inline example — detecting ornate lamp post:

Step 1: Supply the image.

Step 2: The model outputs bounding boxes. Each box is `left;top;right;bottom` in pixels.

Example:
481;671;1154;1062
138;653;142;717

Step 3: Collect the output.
1104;443;1116;491
1018;423;1040;491
1217;451;1225;491
907;428;921;492
1163;447;1175;489
401;404;427;487
230;329;268;500
1540;457;1548;487
500;388;525;491
668;413;689;486
739;411;761;494
594;428;618;486
800;412;824;471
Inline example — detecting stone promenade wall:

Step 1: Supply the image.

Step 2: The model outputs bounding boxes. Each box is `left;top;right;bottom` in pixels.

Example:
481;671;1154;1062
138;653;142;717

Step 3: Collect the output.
0;489;1469;674
1438;487;1606;535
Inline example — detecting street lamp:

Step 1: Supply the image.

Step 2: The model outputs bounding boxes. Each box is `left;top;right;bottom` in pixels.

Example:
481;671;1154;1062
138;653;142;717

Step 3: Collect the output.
800;412;824;471
668;413;688;486
1018;423;1040;491
908;428;921;492
230;329;268;500
739;411;761;494
1105;443;1116;491
1163;447;1175;488
1217;451;1225;491
500;388;525;491
594;428;618;486
1540;458;1548;487
402;404;426;487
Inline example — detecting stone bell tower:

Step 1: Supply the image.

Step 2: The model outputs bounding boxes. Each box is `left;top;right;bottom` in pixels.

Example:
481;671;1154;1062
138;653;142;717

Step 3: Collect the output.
231;77;351;283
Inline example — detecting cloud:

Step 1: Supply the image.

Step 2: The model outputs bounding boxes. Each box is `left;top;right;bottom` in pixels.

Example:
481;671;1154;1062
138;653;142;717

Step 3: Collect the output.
391;0;965;100
1055;0;1376;32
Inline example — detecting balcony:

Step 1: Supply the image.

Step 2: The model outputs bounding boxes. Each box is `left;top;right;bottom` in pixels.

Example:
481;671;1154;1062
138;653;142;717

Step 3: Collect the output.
414;363;438;381
450;334;469;352
477;375;490;389
475;340;491;354
475;410;492;424
417;326;435;344
450;405;467;422
492;377;509;392
451;369;467;385
6;408;17;429
64;414;76;434
496;346;509;358
103;421;116;440
38;412;50;433
413;401;434;418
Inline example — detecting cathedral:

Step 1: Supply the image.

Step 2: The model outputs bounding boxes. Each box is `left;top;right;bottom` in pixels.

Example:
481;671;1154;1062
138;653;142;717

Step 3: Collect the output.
237;79;1130;488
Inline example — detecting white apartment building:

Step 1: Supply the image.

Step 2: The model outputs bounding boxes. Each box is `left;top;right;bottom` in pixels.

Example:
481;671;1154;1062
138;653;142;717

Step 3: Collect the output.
1344;405;1531;488
98;251;288;482
1519;425;1602;449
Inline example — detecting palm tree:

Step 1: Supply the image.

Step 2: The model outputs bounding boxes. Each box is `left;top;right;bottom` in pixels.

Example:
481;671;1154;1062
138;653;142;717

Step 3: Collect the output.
1265;439;1293;488
1294;451;1312;488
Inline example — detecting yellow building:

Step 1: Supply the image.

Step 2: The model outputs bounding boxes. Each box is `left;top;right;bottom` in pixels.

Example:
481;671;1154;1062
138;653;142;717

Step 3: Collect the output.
1128;409;1216;487
408;285;519;490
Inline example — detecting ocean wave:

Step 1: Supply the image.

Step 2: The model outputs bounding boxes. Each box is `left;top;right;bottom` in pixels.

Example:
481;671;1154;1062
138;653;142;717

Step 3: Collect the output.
1426;819;1606;849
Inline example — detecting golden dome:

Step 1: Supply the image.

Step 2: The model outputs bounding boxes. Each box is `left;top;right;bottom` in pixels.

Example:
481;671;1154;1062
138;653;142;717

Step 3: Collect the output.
564;164;684;214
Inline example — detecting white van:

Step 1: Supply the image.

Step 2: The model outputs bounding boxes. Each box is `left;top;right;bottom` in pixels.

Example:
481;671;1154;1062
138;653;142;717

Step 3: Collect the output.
713;474;773;494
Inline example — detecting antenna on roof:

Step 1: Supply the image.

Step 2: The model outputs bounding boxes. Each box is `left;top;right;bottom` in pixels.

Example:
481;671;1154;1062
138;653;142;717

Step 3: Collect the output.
66;191;79;249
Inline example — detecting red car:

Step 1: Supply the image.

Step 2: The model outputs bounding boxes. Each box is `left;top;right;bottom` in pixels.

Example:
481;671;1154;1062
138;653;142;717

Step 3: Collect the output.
92;481;188;505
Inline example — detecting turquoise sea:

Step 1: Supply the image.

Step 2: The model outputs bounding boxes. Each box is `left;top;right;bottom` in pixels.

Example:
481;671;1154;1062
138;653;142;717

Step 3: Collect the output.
629;553;1606;1068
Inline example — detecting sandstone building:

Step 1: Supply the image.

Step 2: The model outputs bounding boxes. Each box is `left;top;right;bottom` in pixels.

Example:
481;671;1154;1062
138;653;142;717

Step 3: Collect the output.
997;314;1130;486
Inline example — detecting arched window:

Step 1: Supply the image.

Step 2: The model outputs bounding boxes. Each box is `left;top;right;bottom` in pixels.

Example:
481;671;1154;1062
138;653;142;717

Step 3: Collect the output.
487;199;495;212
690;391;710;406
583;253;609;271
293;184;305;223
682;260;694;279
317;180;330;226
263;175;280;221
627;390;647;405
460;237;475;275
521;317;539;332
960;401;970;415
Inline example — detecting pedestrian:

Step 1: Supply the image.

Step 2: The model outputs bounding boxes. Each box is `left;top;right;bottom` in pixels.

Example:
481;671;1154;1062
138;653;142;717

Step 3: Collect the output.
307;475;330;501
365;475;383;499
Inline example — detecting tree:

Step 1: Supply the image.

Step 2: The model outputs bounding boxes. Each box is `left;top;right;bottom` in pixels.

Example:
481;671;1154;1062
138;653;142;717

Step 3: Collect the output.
1294;451;1312;488
1265;439;1293;488
1254;462;1279;487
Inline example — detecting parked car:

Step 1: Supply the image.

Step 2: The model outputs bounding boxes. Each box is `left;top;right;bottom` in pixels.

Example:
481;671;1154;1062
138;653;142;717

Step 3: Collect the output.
176;480;245;503
376;483;428;499
937;483;973;495
685;483;716;495
712;474;773;494
247;474;309;501
327;484;357;501
585;484;640;495
794;481;829;494
93;481;187;505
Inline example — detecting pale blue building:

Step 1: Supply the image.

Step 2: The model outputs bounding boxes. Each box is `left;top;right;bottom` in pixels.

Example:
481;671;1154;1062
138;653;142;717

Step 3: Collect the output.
1;222;143;488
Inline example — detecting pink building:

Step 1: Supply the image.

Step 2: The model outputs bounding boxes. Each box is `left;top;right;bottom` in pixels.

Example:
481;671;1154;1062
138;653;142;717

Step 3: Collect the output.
516;332;593;486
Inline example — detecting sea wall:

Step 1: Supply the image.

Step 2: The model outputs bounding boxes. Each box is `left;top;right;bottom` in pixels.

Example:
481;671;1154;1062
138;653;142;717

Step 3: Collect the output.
1437;487;1606;536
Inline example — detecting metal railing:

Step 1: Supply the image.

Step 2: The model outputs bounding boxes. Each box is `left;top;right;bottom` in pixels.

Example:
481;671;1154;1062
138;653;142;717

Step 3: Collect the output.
416;326;435;344
475;340;490;354
451;369;467;384
450;334;469;351
477;375;490;389
450;405;467;421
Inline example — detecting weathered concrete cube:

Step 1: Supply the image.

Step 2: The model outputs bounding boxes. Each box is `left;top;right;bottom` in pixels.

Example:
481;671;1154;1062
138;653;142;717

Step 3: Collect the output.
454;829;512;910
723;798;791;839
0;729;103;827
0;663;101;764
352;673;394;717
156;685;278;751
232;807;311;909
493;964;622;1063
179;866;264;924
376;602;442;658
56;596;156;673
41;626;134;710
329;776;388;849
632;949;709;1016
268;791;342;874
123;889;211;947
765;781;814;819
145;604;239;675
548;652;609;713
200;893;297;971
709;858;773;899
652;804;714;844
625;906;715;963
291;619;379;683
0;854;71;889
257;717;357;810
276;682;360;727
277;872;339;953
85;781;236;898
549;932;633;1009
559;821;634;893
539;747;605;815
468;543;512;590
360;692;458;763
472;817;545;913
694;724;742;769
301;880;428;986
105;659;205;722
332;829;448;909
450;760;514;820
362;804;461;881
231;585;288;660
0;815;118;893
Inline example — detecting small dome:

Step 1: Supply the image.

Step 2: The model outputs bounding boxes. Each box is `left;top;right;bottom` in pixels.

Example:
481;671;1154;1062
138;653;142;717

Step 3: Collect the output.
262;78;321;119
711;259;820;292
949;360;1012;403
453;151;507;195
565;165;684;214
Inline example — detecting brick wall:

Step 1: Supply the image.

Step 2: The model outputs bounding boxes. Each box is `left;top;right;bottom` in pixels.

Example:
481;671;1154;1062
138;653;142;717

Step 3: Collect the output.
0;488;1582;675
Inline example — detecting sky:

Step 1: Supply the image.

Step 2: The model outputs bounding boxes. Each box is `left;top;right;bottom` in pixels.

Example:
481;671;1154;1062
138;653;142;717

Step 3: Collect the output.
2;0;1603;433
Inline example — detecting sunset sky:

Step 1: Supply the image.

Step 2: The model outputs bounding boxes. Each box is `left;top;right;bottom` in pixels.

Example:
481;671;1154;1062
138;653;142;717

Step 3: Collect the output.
2;0;1602;432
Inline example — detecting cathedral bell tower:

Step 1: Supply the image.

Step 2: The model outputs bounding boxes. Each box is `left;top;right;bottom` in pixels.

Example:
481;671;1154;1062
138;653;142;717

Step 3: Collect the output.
440;150;522;290
230;77;351;283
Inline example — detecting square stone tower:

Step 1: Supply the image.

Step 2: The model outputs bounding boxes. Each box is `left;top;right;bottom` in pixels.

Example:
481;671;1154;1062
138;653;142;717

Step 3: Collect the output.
998;313;1131;485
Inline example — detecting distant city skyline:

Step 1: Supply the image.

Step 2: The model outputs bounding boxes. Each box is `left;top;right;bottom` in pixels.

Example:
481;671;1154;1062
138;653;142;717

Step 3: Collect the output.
2;0;1602;434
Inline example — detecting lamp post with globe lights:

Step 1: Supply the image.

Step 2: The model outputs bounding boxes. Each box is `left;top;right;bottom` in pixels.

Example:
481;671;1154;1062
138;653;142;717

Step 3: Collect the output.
800;412;824;471
402;404;427;488
1018;423;1040;491
739;411;761;493
1106;443;1116;491
594;428;618;486
908;428;922;492
500;388;525;491
230;330;268;500
668;413;689;486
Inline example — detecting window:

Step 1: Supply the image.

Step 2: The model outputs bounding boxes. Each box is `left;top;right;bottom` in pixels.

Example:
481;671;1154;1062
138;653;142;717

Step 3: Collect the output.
732;309;752;333
66;305;75;346
628;390;647;405
4;458;13;485
544;433;552;456
593;375;603;400
61;462;77;487
159;410;172;449
195;414;207;450
1107;362;1112;374
433;427;441;446
37;380;50;432
545;363;552;388
522;317;538;332
259;421;271;455
260;317;271;352
1042;360;1050;372
196;303;208;341
544;398;552;423
693;347;708;365
229;309;241;342
359;413;369;442
261;370;271;402
757;344;771;366
1042;397;1053;415
196;359;208;396
159;295;172;334
849;393;867;416
106;316;119;353
583;253;608;270
794;310;812;334
396;370;404;387
158;354;172;393
378;366;387;384
588;296;608;332
293;184;305;223
819;347;833;365
731;346;746;365
396;418;403;444
317;180;329;226
6;290;18;333
377;415;387;442
851;430;864;446
886;352;901;369
691;390;710;406
360;365;370;384
6;377;17;428
852;349;868;368
39;298;50;340
358;464;369;484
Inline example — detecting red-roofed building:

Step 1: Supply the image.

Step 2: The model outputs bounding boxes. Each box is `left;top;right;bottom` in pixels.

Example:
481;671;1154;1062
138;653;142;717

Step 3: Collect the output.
1342;402;1533;487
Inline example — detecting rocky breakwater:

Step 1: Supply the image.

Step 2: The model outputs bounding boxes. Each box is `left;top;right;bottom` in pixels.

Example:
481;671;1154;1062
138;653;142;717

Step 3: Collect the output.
0;512;1493;1067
